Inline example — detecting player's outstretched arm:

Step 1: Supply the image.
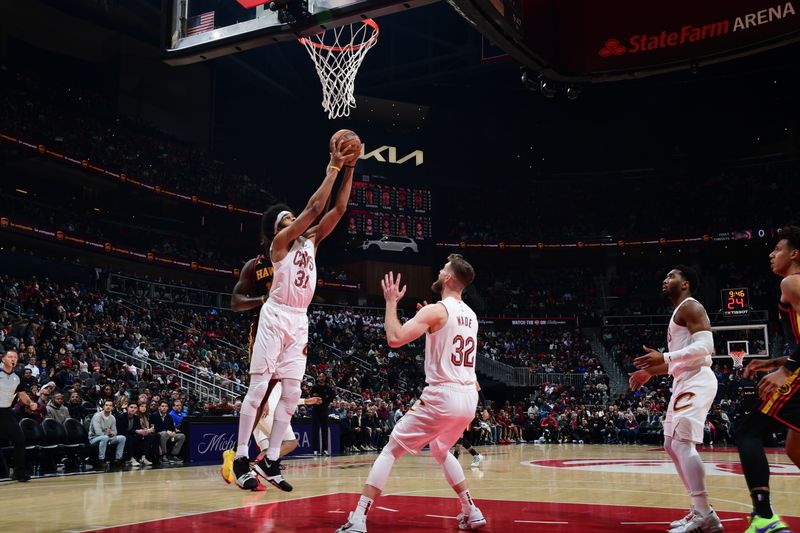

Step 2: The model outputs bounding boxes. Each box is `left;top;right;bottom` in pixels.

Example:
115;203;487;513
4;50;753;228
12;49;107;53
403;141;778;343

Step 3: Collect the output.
309;166;355;247
272;144;355;256
230;258;264;312
382;271;446;348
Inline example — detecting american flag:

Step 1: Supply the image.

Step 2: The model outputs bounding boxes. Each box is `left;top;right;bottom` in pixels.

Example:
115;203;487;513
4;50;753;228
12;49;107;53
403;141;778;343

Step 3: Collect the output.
186;11;215;36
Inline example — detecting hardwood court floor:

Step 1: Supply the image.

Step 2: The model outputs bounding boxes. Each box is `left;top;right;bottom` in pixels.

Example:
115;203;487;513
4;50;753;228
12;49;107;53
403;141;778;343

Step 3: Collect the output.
1;444;798;532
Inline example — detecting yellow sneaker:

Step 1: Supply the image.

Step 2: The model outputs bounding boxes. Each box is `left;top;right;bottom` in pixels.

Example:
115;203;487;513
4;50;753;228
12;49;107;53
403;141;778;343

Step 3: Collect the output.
220;449;235;484
743;513;791;533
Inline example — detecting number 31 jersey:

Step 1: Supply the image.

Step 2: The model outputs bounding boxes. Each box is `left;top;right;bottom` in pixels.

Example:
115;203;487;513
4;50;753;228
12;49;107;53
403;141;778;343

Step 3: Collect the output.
269;236;317;309
424;297;479;386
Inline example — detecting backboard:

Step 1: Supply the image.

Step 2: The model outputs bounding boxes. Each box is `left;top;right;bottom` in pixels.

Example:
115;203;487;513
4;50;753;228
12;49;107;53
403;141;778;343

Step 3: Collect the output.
710;324;770;361
162;0;436;65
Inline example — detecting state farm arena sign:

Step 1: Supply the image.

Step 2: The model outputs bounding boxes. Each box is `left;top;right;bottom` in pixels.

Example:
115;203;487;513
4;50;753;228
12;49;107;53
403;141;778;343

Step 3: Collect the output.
598;2;795;59
524;458;800;477
515;0;800;78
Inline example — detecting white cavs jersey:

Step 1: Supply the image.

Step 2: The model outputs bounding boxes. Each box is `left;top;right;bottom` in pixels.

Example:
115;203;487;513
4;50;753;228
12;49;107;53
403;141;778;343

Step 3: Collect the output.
269;236;317;309
666;296;712;378
424;297;479;386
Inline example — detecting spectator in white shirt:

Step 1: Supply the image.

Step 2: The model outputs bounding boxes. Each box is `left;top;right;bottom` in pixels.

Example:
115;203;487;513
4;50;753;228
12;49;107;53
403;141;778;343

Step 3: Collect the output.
25;356;40;378
132;341;149;360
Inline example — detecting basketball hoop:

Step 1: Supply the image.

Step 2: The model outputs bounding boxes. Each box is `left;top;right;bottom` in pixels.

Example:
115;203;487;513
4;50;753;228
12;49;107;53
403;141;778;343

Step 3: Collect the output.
299;19;379;119
730;350;747;370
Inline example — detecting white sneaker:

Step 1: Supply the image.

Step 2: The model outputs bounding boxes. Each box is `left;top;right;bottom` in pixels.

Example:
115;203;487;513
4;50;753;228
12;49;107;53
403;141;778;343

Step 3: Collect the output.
128;457;140;467
669;508;723;533
470;454;483;468
335;512;367;532
140;456;152;466
458;507;487;530
670;507;695;529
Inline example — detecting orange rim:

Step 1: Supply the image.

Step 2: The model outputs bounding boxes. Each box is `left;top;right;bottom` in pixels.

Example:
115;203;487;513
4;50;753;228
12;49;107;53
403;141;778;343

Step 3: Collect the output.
298;19;380;53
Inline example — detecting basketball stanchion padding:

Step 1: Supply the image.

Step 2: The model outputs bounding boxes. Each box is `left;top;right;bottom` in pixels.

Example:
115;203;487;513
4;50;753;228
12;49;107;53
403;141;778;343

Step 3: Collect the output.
299;19;379;119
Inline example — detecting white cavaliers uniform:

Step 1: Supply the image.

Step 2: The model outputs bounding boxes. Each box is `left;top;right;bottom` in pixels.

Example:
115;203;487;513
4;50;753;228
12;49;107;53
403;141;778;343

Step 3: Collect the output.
250;236;316;380
391;297;480;455
663;297;717;443
252;381;298;448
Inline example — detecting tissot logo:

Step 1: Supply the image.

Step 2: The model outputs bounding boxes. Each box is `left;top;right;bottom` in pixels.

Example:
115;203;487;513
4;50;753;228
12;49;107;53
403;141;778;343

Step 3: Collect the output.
360;145;424;166
598;1;796;58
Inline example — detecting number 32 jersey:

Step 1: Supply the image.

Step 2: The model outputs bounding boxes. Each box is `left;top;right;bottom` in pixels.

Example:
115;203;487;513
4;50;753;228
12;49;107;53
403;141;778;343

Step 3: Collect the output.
424;297;478;386
269;236;317;309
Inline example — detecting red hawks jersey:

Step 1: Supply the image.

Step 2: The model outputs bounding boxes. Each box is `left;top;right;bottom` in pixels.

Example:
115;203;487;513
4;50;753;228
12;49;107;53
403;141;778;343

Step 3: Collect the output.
424;297;479;386
269;236;317;309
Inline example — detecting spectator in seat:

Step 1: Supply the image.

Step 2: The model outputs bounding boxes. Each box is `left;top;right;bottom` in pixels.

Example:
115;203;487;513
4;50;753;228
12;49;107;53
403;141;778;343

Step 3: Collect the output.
135;401;160;460
116;403;154;467
152;400;185;463
45;392;70;424
21;368;37;391
67;391;91;421
89;399;126;469
25;356;40;379
114;395;129;417
169;399;186;429
132;341;149;360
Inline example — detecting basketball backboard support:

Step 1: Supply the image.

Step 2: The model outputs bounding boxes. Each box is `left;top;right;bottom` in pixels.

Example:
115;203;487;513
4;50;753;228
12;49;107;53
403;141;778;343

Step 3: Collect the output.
162;0;437;65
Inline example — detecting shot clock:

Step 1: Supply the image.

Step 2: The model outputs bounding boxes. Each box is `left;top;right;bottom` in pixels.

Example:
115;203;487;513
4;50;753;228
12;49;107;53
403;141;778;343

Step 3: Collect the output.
721;288;749;317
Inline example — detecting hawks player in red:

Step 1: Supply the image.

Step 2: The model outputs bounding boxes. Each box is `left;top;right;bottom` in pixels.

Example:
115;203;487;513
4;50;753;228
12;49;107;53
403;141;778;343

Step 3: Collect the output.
734;225;800;533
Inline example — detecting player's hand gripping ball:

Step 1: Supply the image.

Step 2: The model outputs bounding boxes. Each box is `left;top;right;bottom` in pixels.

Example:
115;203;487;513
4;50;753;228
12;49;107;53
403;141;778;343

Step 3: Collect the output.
330;129;361;165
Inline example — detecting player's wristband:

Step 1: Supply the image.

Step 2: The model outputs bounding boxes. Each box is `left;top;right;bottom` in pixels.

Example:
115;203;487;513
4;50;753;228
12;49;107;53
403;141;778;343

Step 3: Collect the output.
345;164;356;169
329;164;341;173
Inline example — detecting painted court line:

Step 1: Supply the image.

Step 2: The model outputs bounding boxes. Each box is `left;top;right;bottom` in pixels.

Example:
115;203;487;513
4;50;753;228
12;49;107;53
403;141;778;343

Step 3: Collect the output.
515;520;570;524
376;506;399;512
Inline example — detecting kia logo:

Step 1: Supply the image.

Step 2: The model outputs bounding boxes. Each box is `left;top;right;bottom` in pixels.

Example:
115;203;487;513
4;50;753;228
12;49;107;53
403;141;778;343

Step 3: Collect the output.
197;432;236;454
598;39;626;57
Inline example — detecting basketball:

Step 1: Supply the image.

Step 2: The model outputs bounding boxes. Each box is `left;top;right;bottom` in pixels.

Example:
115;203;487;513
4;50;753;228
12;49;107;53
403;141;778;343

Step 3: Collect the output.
330;129;360;152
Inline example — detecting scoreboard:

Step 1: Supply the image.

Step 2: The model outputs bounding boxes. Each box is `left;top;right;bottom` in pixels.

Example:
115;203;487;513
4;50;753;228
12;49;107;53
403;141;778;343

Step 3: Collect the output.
346;179;432;239
721;287;749;317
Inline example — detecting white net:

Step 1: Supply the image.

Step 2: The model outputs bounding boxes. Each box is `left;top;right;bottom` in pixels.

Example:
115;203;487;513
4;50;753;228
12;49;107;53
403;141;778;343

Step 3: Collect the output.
299;20;380;119
730;350;746;370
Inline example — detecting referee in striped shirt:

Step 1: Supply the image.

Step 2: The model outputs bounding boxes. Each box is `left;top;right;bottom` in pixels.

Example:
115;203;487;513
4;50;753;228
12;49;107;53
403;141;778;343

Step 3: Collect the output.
1;347;36;482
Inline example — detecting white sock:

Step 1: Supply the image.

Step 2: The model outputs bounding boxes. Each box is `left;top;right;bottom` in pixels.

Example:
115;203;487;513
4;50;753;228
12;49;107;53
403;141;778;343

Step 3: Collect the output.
237;372;272;460
265;422;286;462
458;489;475;515
352;495;373;521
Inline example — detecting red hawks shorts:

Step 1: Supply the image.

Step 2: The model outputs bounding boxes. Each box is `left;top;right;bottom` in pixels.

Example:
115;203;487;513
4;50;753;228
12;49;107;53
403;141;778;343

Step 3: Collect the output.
759;367;800;432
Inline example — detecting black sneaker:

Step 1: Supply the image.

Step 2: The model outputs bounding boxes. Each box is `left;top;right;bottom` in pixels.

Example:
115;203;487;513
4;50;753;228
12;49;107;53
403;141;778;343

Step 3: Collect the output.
233;456;258;490
254;456;293;492
452;448;460;460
